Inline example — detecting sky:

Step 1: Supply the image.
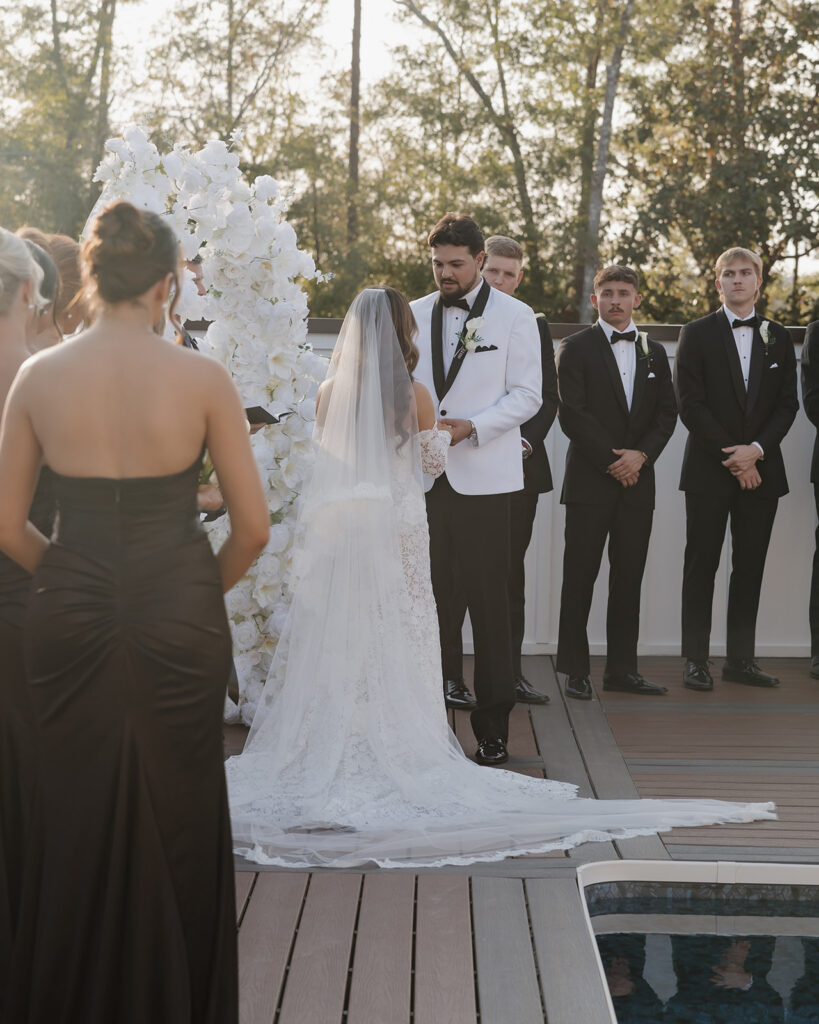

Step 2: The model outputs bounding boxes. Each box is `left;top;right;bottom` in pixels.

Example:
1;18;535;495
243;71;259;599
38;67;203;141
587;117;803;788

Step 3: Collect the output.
115;0;412;96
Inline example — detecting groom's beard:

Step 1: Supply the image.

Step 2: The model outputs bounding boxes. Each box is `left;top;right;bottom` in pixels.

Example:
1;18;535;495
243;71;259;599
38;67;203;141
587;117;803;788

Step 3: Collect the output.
438;272;481;302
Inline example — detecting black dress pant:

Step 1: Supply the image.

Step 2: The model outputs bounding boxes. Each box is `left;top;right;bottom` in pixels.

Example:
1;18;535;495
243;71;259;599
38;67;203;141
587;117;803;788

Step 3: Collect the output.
681;489;779;662
426;474;515;742
811;483;819;657
555;500;653;678
443;489;540;683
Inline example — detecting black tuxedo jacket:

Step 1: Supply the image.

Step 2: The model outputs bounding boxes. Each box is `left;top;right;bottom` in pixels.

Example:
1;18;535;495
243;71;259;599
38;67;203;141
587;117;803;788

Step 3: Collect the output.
521;316;558;494
800;319;819;482
555;324;676;508
674;310;798;498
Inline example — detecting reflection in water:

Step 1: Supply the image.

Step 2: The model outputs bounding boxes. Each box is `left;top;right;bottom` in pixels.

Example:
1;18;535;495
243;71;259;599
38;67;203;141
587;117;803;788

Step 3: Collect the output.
597;934;819;1023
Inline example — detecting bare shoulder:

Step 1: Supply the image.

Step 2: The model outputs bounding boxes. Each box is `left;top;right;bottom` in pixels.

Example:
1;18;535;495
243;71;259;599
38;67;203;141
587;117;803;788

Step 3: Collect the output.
412;379;433;410
412;380;435;429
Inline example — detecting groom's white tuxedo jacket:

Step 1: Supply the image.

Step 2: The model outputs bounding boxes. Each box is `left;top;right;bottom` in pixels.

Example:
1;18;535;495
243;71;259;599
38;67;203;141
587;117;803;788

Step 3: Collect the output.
411;284;542;495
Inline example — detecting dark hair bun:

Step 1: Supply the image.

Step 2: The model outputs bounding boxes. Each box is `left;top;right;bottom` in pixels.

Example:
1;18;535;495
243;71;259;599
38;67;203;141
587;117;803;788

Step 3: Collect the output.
82;200;180;307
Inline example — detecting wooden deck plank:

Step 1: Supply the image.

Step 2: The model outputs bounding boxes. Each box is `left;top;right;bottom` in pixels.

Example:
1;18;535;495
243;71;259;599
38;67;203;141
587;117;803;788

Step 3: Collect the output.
346;875;415;1024
526;660;618;862
235;870;255;923
277;874;361;1024
472;877;544;1024
414;876;477;1024
238;873;309;1024
526;877;613;1024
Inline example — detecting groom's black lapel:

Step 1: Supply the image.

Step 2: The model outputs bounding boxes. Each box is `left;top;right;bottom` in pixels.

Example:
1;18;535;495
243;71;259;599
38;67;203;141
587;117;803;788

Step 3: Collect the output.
441;280;492;398
431;297;446;400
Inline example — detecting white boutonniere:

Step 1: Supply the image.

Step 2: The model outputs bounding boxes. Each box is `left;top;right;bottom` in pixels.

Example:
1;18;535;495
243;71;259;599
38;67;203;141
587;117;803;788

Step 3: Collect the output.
636;330;654;371
759;320;777;364
638;331;649;357
460;316;485;352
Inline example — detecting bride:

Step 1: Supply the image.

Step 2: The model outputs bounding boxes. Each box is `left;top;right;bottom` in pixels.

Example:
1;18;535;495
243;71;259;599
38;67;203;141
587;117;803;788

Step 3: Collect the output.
225;286;774;868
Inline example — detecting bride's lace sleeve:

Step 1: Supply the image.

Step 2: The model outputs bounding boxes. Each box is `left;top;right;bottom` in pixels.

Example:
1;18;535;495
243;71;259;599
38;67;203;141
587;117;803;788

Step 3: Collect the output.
418;426;450;478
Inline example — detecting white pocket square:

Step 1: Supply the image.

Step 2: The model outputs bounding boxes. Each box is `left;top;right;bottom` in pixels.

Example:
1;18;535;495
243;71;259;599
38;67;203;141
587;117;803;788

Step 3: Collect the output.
648;372;656;379
769;363;779;369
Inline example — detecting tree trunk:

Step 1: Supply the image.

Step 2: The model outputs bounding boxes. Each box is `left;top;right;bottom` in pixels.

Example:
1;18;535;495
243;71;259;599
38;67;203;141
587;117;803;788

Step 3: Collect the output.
730;0;746;153
88;0;117;208
347;0;361;250
226;0;235;131
578;0;635;323
572;43;602;315
397;0;544;301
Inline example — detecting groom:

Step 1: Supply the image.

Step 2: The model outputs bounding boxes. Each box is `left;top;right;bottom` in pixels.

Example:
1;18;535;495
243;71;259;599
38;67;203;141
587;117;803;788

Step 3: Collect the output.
412;214;542;765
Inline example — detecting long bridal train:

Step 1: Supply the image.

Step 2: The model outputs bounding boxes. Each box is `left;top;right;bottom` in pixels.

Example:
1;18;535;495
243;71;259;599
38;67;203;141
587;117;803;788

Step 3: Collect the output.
224;289;775;869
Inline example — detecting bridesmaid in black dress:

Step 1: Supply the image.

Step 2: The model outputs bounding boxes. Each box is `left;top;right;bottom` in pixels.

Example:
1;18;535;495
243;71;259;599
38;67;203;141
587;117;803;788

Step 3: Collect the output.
0;229;53;1016
0;202;269;1024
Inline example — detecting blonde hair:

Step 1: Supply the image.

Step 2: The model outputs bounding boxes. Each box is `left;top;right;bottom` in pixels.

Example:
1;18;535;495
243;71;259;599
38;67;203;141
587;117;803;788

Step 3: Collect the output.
485;235;524;262
715;247;763;278
0;228;44;316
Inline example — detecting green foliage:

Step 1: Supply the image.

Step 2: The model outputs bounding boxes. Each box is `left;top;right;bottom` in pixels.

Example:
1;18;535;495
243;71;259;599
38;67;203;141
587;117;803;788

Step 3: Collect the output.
0;0;815;322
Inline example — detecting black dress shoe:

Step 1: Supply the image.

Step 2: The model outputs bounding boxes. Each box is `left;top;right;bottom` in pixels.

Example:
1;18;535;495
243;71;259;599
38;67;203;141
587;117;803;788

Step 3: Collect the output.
810;656;819;680
603;672;668;696
475;738;508;766
683;659;713;691
443;678;477;710
565;675;593;700
722;659;780;687
514;675;550;705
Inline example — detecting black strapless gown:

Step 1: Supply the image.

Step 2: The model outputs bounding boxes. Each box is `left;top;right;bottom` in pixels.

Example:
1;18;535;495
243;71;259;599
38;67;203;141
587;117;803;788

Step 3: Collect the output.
0;469;54;1009
7;459;237;1024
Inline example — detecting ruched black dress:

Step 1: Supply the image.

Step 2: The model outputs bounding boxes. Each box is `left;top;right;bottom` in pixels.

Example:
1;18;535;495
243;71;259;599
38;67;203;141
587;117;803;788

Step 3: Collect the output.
8;458;238;1024
0;470;54;1012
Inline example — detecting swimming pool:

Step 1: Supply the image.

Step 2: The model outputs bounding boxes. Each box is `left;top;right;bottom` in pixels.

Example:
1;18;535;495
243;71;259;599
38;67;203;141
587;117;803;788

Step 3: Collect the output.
578;861;819;1023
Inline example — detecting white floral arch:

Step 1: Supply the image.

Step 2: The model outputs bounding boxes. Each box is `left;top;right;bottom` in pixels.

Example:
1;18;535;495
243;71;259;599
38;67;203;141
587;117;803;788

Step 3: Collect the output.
89;125;328;724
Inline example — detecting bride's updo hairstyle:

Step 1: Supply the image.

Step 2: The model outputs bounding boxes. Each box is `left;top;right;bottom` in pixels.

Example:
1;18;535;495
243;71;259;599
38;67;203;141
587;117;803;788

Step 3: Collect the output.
0;227;45;317
379;285;419;377
82;201;181;326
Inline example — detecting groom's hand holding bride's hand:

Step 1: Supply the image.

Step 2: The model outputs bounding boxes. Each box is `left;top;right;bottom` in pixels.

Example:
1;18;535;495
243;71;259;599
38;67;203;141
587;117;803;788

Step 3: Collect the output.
438;418;471;444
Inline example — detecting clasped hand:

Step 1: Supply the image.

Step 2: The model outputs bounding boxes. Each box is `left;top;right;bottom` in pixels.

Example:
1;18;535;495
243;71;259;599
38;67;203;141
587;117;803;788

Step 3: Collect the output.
607;448;646;488
438;418;470;444
722;444;762;490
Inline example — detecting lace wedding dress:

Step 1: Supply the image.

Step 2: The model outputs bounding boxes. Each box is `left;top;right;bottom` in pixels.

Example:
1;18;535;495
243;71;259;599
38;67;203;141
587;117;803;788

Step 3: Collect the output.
225;289;774;868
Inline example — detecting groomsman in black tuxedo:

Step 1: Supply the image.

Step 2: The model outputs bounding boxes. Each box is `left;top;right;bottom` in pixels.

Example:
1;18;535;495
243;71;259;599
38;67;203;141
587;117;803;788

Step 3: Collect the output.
676;246;798;691
556;265;677;699
412;215;542;765
441;235;558;708
799;319;819;676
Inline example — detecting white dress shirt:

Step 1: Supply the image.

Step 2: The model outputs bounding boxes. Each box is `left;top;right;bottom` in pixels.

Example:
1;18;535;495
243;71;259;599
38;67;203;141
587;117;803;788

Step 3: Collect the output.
598;317;638;409
442;279;484;376
723;304;755;390
722;304;764;457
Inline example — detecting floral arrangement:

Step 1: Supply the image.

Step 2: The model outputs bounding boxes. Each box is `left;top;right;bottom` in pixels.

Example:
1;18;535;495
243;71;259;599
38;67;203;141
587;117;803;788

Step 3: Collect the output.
89;125;328;723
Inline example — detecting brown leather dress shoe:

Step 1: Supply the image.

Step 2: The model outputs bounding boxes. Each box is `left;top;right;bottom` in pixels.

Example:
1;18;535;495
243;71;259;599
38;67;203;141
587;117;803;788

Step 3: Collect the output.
443;678;477;710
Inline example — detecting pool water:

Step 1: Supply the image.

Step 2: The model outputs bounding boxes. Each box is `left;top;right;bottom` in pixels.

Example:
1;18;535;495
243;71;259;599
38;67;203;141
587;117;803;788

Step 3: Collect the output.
587;882;819;1023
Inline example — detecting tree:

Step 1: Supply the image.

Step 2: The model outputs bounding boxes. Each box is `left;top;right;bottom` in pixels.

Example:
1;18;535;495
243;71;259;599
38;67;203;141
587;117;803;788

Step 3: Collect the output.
144;0;326;148
619;0;819;319
0;0;127;234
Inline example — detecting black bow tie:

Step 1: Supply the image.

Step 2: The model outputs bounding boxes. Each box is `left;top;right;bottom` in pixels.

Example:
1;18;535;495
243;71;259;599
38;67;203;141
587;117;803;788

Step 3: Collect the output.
441;296;470;311
610;330;636;344
731;316;758;329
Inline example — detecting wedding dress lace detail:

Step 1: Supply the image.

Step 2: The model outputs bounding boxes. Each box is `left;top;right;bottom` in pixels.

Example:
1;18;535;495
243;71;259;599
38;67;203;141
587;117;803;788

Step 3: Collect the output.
224;289;775;869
